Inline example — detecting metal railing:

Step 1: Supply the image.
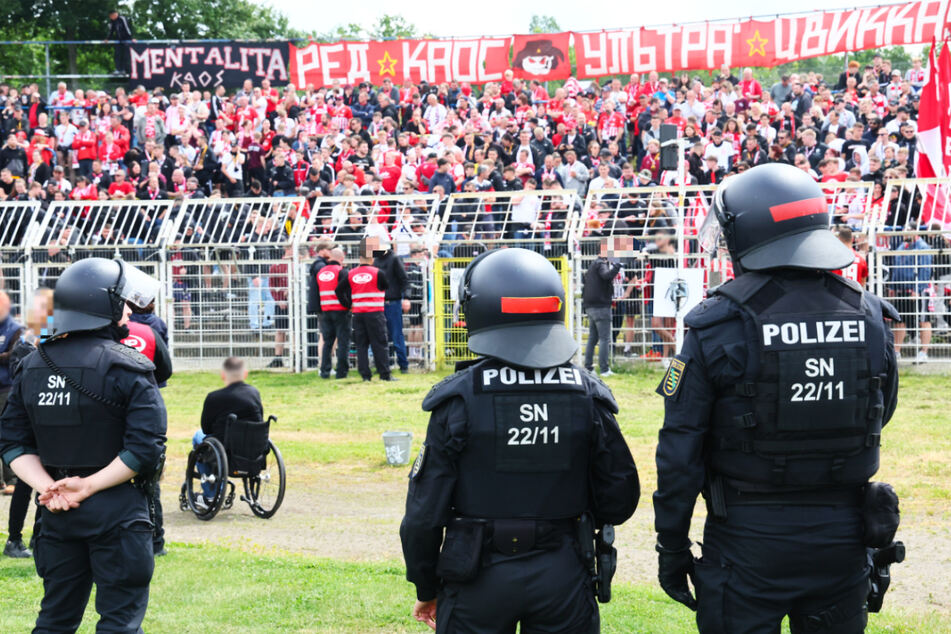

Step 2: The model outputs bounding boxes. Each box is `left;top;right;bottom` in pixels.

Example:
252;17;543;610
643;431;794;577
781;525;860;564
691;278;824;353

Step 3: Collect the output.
0;179;947;371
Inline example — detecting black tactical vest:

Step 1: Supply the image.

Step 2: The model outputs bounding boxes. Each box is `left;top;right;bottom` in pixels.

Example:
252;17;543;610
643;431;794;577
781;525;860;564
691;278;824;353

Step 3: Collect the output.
20;334;153;469
423;358;615;520
706;272;888;491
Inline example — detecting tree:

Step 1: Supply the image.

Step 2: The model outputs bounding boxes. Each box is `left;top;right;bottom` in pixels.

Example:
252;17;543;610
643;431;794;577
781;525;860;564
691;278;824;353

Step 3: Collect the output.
311;14;423;43
132;0;301;40
370;14;420;40
529;15;561;34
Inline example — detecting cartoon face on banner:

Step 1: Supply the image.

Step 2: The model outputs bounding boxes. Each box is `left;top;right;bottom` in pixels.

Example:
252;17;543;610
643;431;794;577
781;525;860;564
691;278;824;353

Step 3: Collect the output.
513;39;566;76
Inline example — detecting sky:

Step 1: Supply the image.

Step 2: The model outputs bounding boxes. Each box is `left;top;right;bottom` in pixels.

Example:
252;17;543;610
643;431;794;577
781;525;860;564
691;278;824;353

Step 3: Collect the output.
261;0;861;39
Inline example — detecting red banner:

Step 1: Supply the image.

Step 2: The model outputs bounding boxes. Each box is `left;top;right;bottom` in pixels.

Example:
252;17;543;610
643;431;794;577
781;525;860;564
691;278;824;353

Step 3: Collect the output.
289;38;511;88
511;33;571;81
574;1;949;76
289;3;950;88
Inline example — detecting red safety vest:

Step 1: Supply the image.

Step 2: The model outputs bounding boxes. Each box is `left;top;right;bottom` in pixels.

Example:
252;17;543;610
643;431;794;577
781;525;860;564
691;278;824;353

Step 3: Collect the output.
348;265;385;314
317;264;346;312
121;321;156;361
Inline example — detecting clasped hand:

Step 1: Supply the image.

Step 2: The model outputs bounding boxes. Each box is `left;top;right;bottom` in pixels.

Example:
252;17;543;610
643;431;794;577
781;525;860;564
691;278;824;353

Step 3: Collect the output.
36;476;93;513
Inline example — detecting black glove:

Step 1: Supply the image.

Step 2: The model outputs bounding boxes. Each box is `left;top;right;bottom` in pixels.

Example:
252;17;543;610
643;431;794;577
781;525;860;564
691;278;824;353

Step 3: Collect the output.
657;543;697;611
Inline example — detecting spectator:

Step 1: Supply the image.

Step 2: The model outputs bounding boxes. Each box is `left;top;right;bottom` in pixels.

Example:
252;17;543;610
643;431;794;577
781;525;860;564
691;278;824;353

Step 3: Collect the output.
770;74;792;105
905;56;926;91
557;149;589;196
267;246;294;368
373;240;410;374
887;233;934;362
831;225;869;287
106;8;134;75
428;157;454;194
582;237;625;376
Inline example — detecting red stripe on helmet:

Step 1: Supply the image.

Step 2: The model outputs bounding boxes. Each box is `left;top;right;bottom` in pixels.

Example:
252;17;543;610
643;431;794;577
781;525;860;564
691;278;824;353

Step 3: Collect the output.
500;296;562;314
769;197;826;222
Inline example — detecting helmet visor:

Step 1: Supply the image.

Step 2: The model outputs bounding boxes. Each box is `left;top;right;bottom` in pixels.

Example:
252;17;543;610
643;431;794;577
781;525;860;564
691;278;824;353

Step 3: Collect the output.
698;187;726;254
116;261;160;309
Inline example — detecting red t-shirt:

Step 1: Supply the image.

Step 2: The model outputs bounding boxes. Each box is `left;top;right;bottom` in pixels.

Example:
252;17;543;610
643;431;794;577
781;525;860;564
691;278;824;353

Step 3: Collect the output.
379;165;402;193
833;249;868;287
108;181;135;197
598;112;626;140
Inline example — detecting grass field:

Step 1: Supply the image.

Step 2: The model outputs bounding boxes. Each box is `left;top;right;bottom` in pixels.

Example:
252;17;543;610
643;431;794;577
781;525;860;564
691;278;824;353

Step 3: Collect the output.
1;368;950;633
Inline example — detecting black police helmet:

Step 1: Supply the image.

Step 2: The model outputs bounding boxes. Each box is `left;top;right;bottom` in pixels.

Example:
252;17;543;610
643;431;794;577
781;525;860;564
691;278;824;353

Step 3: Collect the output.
460;248;576;369
53;258;160;336
699;163;853;272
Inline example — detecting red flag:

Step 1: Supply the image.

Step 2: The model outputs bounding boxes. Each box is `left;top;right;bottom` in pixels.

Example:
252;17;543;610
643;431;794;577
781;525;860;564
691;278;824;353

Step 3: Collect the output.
920;41;951;228
511;34;571;80
939;41;951;171
917;40;943;178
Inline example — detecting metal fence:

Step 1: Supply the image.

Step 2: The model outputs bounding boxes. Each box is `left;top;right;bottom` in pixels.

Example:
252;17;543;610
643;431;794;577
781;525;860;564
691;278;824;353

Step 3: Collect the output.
297;194;441;372
1;179;948;371
160;197;308;371
431;255;572;369
0;201;44;320
574;185;714;368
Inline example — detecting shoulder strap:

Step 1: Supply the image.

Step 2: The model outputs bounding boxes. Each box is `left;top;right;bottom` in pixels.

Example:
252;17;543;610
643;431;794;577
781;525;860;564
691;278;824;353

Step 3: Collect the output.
38;343;125;410
712;272;773;306
422;367;472;412
584;370;618;414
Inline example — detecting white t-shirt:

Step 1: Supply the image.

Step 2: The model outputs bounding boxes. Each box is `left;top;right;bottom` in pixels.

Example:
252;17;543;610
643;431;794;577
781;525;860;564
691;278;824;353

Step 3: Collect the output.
510;193;542;225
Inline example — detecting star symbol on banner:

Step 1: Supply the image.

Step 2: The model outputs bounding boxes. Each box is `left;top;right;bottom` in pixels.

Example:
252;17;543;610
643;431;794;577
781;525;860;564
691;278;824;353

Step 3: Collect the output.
377;50;398;77
746;30;768;57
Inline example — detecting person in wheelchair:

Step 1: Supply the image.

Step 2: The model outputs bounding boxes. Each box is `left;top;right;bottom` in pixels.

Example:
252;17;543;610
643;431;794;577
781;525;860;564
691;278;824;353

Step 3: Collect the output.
192;356;262;507
183;356;285;520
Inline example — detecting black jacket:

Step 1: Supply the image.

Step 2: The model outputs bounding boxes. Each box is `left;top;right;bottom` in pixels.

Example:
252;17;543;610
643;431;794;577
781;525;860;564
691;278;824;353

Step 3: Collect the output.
107;15;134;41
374;249;409;302
307;255;330;314
268;164;295;195
582;257;622;309
200;381;264;437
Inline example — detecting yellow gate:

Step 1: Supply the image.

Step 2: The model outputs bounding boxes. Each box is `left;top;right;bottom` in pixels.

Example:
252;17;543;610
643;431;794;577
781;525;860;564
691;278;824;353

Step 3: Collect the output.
432;256;571;369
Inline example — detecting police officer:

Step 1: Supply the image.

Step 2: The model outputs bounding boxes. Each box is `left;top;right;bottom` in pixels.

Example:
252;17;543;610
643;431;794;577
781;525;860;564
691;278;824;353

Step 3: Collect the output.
336;237;394;382
654;163;899;633
0;289;28;558
317;246;351;379
401;248;639;633
0;257;167;633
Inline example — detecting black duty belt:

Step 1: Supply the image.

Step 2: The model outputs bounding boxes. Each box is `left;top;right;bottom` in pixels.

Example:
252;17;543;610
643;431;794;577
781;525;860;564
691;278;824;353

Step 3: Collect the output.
47;466;106;479
724;486;863;507
452;516;577;554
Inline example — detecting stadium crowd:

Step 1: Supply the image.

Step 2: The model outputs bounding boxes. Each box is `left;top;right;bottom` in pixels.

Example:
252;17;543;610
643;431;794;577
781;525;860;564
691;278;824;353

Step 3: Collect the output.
0;50;947;365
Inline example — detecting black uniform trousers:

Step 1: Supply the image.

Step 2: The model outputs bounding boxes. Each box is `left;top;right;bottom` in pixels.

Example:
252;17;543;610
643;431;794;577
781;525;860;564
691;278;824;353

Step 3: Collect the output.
151;483;164;553
352;312;390;380
33;483;153;634
319;311;351;379
694;504;868;634
306;316;321;369
437;536;598;634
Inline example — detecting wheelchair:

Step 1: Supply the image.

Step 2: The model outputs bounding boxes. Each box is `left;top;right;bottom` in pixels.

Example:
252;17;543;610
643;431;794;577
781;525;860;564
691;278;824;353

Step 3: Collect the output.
179;414;286;521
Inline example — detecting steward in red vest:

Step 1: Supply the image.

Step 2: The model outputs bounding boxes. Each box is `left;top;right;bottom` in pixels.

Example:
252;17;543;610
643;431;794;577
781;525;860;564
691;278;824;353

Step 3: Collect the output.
335;237;394;381
121;320;172;385
317;247;352;379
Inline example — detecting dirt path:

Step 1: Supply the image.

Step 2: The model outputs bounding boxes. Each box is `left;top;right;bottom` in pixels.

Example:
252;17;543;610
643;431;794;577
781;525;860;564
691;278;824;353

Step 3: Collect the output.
159;460;950;615
3;458;947;615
